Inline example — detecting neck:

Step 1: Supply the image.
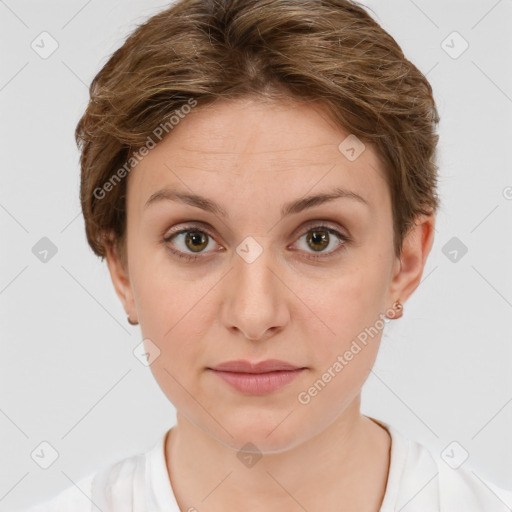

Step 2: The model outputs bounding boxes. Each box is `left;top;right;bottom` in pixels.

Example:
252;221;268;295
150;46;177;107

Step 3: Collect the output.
165;401;391;512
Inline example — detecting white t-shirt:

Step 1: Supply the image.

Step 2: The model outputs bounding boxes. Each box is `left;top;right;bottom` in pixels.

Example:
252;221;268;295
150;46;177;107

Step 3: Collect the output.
19;418;512;512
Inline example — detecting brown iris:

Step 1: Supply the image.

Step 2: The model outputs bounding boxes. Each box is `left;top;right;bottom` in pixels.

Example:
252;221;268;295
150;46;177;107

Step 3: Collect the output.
185;231;209;252
306;229;330;252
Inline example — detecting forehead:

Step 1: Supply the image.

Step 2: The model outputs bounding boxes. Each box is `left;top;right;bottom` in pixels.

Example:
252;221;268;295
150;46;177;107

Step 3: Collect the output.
127;97;388;211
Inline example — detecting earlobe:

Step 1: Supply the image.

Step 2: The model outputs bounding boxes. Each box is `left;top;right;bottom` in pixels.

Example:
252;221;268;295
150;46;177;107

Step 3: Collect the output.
388;212;436;308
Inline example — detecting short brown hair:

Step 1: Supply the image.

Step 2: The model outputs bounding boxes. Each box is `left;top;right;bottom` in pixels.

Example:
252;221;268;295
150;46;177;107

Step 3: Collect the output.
76;0;441;267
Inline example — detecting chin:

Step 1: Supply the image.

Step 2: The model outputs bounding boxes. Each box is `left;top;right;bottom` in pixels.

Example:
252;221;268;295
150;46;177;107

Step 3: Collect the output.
209;408;313;455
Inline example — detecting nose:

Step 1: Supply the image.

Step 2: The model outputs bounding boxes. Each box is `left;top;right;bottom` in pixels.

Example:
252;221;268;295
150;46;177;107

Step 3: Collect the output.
220;239;290;342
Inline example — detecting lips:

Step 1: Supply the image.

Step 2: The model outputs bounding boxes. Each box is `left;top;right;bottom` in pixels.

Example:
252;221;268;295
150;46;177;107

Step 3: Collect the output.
209;359;304;373
207;359;307;395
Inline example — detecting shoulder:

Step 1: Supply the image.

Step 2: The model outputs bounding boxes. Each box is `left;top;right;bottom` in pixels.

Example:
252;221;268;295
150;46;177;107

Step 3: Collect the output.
379;418;512;512
434;447;512;512
19;429;179;512
18;472;96;512
19;449;147;512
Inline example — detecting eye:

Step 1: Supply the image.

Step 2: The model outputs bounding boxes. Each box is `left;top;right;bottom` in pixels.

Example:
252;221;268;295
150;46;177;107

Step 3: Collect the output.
162;222;351;263
163;225;219;262
292;224;350;261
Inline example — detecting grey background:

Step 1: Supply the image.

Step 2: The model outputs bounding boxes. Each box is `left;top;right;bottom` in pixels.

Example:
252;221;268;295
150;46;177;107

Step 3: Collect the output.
1;0;511;510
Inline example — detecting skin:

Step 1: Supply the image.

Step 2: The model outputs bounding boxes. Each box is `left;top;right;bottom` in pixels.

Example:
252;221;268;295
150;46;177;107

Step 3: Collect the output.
105;96;435;512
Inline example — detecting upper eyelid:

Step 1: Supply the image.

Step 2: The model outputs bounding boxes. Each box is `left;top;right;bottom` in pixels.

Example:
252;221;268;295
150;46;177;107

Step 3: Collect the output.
165;219;345;235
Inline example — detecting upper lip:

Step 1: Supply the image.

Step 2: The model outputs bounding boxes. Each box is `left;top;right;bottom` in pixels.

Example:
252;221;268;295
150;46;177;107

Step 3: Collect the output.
209;359;305;373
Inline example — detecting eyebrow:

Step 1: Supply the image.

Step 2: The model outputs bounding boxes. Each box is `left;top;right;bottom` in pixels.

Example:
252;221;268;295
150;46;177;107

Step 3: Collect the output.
144;186;369;219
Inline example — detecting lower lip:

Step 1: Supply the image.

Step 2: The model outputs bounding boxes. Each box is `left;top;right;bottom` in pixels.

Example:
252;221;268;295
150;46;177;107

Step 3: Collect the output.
209;369;305;395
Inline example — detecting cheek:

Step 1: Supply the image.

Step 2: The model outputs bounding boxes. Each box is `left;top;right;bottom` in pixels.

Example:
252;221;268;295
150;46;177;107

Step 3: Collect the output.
131;258;218;370
135;274;209;350
129;238;193;321
135;273;212;408
296;270;388;410
304;264;387;338
294;250;391;373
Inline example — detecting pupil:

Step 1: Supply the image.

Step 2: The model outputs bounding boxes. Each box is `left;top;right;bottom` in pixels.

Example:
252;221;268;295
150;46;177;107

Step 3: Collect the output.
308;230;329;251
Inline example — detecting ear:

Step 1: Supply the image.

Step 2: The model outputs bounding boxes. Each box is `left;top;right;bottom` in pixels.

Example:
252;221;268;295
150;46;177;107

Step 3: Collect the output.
104;233;137;323
388;212;436;309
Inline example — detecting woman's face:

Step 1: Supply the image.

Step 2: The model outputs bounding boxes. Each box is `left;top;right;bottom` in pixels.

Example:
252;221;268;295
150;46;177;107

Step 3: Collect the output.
108;96;426;452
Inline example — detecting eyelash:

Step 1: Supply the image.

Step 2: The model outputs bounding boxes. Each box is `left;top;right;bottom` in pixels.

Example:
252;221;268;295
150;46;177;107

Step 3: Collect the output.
162;223;351;263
